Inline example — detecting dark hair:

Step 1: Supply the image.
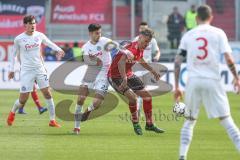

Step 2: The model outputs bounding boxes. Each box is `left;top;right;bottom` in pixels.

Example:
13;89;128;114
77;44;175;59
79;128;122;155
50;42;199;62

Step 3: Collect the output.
73;42;78;47
140;28;154;39
139;21;148;26
23;15;36;24
88;23;101;32
197;5;212;21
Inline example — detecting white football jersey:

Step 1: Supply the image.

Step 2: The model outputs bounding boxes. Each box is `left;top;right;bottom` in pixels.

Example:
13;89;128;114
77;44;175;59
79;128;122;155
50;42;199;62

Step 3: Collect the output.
10;31;62;71
134;36;159;62
179;24;232;80
82;37;112;78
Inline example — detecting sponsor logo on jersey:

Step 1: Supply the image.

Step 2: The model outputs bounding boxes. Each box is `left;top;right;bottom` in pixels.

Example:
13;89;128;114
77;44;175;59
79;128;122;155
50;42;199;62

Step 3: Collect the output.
97;46;101;51
21;86;26;91
25;43;39;50
89;51;103;57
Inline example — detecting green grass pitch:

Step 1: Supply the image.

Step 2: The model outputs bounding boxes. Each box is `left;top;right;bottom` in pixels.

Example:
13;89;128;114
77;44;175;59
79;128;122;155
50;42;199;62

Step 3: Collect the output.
0;90;239;160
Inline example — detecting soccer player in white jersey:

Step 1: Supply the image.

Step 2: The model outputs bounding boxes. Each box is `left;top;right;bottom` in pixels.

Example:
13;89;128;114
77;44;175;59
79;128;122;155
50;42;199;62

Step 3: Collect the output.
174;5;240;160
134;22;161;116
73;23;114;134
7;15;64;127
17;53;48;115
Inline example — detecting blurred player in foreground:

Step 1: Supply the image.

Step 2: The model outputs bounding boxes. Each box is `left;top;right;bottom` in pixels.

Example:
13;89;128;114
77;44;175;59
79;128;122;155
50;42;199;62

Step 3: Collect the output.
174;5;240;160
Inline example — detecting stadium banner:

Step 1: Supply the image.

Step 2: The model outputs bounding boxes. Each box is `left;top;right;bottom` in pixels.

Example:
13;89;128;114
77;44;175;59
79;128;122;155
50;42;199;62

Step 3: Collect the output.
50;0;112;24
1;41;240;62
0;0;46;36
0;42;13;61
0;62;239;92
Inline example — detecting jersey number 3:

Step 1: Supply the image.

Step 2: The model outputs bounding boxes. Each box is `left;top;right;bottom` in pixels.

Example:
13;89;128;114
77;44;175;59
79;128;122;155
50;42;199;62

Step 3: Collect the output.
196;37;208;60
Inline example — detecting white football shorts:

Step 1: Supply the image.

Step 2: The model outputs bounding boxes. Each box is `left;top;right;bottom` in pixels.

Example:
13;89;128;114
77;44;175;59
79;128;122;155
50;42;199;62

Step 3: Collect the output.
20;67;49;93
184;77;230;119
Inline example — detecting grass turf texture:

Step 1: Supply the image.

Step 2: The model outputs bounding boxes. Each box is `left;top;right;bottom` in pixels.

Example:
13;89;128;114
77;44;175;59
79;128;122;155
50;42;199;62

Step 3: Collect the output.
0;90;239;160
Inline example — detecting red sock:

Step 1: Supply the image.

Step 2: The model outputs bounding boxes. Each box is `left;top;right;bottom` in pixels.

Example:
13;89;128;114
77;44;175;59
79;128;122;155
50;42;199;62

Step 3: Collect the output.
143;98;153;125
129;103;138;123
31;90;42;109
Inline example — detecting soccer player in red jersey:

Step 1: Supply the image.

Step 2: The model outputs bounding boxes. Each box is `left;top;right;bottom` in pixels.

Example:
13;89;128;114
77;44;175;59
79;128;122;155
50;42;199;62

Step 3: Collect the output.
108;28;165;135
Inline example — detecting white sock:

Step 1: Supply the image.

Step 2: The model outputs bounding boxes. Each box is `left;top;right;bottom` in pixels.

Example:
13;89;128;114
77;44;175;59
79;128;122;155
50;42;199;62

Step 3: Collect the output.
45;98;55;120
87;103;95;112
179;120;196;158
75;104;83;129
137;97;143;111
220;116;240;151
11;99;23;113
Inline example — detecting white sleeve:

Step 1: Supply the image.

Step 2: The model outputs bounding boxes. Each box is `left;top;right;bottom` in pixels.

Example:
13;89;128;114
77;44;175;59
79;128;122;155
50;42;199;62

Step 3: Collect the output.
151;38;160;53
178;34;187;50
41;33;62;52
102;37;112;45
219;30;232;54
9;38;19;72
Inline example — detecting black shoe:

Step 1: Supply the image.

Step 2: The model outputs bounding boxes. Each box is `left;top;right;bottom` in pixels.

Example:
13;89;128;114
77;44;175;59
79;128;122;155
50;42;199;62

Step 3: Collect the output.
39;107;48;115
133;123;143;135
145;124;165;133
179;156;185;160
81;110;91;122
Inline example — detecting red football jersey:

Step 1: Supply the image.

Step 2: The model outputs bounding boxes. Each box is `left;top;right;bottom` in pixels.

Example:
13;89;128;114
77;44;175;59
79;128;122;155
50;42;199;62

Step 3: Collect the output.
108;41;143;78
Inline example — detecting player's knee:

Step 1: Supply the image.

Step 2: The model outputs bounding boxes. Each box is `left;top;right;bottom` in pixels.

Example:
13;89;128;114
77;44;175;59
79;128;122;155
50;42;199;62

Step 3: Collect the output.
77;96;86;105
43;92;52;99
92;98;103;108
19;99;27;105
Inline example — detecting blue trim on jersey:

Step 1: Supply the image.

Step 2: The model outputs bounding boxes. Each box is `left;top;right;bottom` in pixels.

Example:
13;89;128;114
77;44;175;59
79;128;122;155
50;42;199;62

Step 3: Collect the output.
111;48;119;60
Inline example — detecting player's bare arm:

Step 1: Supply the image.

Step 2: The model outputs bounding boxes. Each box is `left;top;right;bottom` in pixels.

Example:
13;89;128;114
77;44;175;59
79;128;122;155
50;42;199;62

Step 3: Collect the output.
139;58;160;80
224;52;240;93
174;50;186;101
118;54;128;91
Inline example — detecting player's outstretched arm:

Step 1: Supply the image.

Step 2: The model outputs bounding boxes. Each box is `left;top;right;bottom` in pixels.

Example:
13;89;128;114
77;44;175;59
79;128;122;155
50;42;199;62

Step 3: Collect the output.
152;38;161;62
8;39;19;80
41;33;65;60
224;52;240;94
174;50;185;102
118;54;128;91
139;58;160;80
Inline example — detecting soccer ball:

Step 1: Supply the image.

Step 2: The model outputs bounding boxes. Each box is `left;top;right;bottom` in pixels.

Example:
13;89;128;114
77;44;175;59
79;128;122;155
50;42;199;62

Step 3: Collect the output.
173;102;186;116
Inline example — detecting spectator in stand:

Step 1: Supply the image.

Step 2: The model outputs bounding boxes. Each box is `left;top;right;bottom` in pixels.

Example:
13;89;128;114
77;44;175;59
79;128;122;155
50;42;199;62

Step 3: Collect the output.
72;42;83;61
61;43;74;61
167;7;184;49
184;5;197;31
